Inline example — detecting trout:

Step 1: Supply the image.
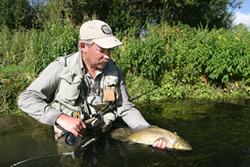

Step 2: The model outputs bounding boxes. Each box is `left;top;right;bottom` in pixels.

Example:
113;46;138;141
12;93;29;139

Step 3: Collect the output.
122;126;192;150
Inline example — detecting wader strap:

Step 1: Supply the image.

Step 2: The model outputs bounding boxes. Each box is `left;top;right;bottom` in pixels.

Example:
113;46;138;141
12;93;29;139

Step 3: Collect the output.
79;77;93;119
82;99;93;118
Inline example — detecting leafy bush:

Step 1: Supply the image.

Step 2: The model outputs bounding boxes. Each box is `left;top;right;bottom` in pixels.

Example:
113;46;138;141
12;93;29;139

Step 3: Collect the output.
168;24;249;87
205;28;249;85
117;24;176;85
113;22;249;100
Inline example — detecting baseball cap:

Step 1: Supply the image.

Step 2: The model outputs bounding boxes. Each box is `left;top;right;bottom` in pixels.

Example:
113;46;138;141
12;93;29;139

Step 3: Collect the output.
79;20;123;49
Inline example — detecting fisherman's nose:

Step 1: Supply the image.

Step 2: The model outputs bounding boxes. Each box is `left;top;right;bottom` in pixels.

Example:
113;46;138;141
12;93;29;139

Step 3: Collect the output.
103;54;110;59
103;49;111;59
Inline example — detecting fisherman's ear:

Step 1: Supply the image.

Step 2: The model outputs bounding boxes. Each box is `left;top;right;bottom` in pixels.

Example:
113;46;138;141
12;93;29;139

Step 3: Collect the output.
80;42;87;53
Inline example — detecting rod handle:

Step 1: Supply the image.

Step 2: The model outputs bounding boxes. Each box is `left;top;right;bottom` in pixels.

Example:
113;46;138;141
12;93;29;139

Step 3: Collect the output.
55;133;62;140
84;117;97;124
54;117;97;140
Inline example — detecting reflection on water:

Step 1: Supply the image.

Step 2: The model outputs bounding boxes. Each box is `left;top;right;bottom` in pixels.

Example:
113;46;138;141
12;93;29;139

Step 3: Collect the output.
0;117;58;167
0;99;249;167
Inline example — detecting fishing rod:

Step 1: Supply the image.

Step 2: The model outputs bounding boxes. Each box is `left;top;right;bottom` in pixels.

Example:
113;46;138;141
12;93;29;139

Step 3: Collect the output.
59;73;183;146
89;73;183;121
130;73;183;102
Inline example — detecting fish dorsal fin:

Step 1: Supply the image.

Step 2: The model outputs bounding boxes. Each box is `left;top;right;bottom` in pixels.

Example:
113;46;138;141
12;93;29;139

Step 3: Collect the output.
149;125;159;128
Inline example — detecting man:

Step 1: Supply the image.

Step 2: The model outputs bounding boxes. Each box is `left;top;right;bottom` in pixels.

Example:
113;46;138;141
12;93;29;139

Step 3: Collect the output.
18;20;166;149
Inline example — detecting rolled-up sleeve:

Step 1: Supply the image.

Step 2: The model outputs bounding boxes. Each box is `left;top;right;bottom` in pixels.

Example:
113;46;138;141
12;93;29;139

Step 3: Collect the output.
18;61;63;125
116;69;150;131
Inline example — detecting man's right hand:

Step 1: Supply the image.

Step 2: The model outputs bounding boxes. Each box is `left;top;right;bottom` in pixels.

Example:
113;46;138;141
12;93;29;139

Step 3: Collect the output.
56;114;86;137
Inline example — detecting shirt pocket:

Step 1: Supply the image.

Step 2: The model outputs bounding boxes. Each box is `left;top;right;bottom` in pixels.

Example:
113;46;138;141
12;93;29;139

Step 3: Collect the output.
57;71;81;105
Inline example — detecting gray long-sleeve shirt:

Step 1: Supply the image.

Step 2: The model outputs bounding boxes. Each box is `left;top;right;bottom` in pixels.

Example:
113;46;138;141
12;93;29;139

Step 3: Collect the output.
18;52;150;131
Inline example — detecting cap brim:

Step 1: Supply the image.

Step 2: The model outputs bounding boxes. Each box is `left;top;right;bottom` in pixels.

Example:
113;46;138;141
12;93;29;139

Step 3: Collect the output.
93;36;123;49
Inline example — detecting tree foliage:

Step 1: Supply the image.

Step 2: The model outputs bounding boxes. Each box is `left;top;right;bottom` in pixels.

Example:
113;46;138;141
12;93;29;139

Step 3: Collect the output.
0;0;34;29
62;0;243;31
0;0;243;32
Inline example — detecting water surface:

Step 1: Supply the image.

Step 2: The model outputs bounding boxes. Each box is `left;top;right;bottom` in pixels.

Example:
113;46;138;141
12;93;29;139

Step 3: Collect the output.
0;99;249;167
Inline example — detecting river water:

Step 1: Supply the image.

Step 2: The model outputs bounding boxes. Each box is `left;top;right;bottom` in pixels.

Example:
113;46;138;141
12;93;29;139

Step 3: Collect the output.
0;99;249;167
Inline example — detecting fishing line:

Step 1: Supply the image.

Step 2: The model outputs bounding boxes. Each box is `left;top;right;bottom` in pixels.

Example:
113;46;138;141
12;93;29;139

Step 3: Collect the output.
10;154;70;167
10;137;98;167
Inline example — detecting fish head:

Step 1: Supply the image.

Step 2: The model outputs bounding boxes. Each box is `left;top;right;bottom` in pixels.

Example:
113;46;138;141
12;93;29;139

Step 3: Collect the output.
173;138;192;150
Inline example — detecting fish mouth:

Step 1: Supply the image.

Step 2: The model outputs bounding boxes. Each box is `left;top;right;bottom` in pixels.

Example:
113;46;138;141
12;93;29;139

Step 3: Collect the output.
176;146;192;151
185;145;193;150
184;146;193;151
174;141;193;150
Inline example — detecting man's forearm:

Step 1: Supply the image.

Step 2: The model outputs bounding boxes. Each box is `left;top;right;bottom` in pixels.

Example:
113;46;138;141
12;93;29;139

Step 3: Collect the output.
18;90;62;125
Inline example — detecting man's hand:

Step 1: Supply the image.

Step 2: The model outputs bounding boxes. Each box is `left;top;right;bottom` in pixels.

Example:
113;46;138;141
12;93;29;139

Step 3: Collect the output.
152;139;167;149
56;114;86;137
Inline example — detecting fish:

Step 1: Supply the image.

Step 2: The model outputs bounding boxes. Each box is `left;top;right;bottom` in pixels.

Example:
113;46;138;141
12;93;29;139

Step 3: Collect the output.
121;126;192;150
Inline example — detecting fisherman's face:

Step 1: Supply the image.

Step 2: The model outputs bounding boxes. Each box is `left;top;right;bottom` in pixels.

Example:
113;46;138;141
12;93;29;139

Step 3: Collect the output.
85;43;111;69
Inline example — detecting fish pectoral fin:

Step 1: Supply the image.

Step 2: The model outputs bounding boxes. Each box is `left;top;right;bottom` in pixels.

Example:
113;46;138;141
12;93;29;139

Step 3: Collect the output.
120;136;128;142
120;137;136;145
127;140;137;145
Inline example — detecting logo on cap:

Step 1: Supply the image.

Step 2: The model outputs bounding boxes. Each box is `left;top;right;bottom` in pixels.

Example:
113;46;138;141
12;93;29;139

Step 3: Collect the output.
101;25;112;35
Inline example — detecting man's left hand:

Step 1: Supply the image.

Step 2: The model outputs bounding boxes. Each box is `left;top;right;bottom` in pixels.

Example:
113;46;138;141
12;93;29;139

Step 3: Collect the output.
152;139;167;149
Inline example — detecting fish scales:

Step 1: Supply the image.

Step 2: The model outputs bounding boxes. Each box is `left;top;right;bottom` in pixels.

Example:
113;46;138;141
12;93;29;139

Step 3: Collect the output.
123;126;192;150
127;127;176;145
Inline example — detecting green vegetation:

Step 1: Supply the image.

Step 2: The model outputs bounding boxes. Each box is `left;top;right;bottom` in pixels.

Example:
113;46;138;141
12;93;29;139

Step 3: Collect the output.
116;23;249;101
0;0;249;114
